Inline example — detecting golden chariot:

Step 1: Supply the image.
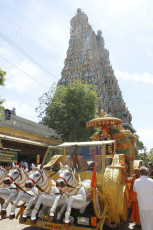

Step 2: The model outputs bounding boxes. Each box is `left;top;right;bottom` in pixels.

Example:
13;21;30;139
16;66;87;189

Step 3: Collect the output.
19;111;142;230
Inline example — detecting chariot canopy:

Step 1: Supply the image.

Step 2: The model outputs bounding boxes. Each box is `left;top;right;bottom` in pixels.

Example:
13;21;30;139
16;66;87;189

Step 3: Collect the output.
49;140;115;148
86;110;122;130
44;140;115;173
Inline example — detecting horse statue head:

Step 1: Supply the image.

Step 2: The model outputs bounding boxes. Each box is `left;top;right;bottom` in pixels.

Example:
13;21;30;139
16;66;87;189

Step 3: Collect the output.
56;161;77;194
25;164;45;189
54;161;94;225
4;162;28;186
25;164;61;224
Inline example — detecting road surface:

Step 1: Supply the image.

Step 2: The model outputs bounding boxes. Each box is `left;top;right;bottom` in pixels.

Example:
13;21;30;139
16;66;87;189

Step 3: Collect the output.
0;205;141;230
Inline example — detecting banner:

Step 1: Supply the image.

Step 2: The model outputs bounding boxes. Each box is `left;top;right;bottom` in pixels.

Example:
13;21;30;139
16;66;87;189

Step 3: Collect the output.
0;149;18;162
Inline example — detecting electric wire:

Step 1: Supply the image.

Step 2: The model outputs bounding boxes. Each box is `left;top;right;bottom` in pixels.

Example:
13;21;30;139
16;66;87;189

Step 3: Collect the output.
0;32;59;80
0;55;47;89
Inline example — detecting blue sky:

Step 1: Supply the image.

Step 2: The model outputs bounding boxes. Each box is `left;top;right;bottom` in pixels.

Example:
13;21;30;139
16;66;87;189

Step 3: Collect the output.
0;0;153;152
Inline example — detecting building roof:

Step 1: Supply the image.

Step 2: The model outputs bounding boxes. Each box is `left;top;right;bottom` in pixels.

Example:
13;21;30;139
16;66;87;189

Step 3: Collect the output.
0;109;61;146
0;133;50;147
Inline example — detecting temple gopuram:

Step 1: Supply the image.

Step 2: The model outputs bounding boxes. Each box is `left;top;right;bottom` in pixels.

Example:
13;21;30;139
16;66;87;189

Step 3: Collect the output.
58;9;135;133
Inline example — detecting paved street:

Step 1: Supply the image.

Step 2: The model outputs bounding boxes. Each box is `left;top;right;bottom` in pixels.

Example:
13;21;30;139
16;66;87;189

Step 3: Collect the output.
0;216;43;230
0;203;43;230
0;205;141;230
0;217;141;230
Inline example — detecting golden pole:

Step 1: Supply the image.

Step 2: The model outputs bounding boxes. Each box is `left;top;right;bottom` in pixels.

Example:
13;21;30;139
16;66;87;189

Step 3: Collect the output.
36;155;40;166
102;144;106;174
42;147;49;164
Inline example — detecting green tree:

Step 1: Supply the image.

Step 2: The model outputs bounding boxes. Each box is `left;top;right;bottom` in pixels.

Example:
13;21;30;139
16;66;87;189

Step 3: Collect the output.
36;81;98;141
0;67;6;115
148;148;153;164
135;134;149;164
149;148;153;155
137;152;148;164
135;134;145;151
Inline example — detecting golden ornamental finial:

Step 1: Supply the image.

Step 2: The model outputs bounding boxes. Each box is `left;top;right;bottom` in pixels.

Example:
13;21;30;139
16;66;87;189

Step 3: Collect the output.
100;110;105;117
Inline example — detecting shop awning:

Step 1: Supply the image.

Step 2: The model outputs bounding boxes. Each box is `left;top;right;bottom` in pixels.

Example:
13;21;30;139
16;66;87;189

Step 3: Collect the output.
0;134;49;147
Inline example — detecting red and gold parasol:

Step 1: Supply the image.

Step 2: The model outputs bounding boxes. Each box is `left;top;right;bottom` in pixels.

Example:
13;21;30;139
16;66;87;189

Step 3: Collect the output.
86;110;122;131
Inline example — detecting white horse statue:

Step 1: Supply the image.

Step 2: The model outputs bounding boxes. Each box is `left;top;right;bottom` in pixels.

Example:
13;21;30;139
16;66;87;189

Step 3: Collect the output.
4;163;38;220
25;164;66;224
50;161;100;226
0;165;18;217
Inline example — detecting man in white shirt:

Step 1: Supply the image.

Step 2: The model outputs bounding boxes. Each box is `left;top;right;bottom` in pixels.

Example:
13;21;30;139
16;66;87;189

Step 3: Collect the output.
133;166;153;230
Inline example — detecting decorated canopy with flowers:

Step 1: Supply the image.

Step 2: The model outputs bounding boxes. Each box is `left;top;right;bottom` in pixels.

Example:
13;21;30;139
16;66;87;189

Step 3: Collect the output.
86;110;122;131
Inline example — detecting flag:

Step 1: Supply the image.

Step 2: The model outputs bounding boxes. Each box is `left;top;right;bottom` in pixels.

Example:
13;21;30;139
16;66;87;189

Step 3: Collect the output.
91;164;96;188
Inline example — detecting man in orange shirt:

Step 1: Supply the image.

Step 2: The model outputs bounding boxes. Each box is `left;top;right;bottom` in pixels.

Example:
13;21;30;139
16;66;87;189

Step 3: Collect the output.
127;168;141;226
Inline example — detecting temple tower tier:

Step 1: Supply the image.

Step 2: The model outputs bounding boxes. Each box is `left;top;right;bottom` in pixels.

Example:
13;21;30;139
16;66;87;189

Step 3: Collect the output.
58;8;135;133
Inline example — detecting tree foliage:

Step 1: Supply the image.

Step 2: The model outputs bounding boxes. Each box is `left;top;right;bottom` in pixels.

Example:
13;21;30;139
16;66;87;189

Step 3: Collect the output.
0;68;6;86
135;134;145;151
135;134;149;164
0;67;6;115
147;148;153;164
36;81;98;141
137;153;148;165
137;146;153;166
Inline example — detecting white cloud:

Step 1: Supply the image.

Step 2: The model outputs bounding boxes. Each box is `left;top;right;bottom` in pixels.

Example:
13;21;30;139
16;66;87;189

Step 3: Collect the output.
138;36;153;45
115;70;153;84
20;3;70;56
136;10;153;29
101;21;107;27
138;129;153;141
5;59;46;94
4;100;39;122
137;128;153;152
146;51;153;58
142;96;152;100
107;0;139;10
0;47;12;57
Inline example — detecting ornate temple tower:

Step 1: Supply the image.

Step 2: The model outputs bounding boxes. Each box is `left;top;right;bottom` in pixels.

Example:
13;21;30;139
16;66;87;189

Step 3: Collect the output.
58;9;134;132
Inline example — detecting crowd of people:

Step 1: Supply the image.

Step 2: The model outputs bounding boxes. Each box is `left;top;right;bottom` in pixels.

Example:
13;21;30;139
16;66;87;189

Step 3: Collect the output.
128;165;153;230
2;160;29;172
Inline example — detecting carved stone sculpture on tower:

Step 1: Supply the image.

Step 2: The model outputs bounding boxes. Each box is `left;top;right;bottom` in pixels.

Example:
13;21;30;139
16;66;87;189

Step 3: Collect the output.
58;9;134;131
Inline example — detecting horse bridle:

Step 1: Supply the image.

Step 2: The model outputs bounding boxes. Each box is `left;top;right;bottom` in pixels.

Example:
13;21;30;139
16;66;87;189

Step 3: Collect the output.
57;167;75;188
27;168;44;185
6;168;33;196
6;168;22;183
28;169;60;195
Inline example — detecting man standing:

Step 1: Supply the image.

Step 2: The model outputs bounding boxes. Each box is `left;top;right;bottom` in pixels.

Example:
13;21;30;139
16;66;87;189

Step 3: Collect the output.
127;168;140;226
133;166;153;230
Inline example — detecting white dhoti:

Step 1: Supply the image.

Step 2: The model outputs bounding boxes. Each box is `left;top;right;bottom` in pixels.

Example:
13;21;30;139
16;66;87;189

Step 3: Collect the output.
140;210;153;230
